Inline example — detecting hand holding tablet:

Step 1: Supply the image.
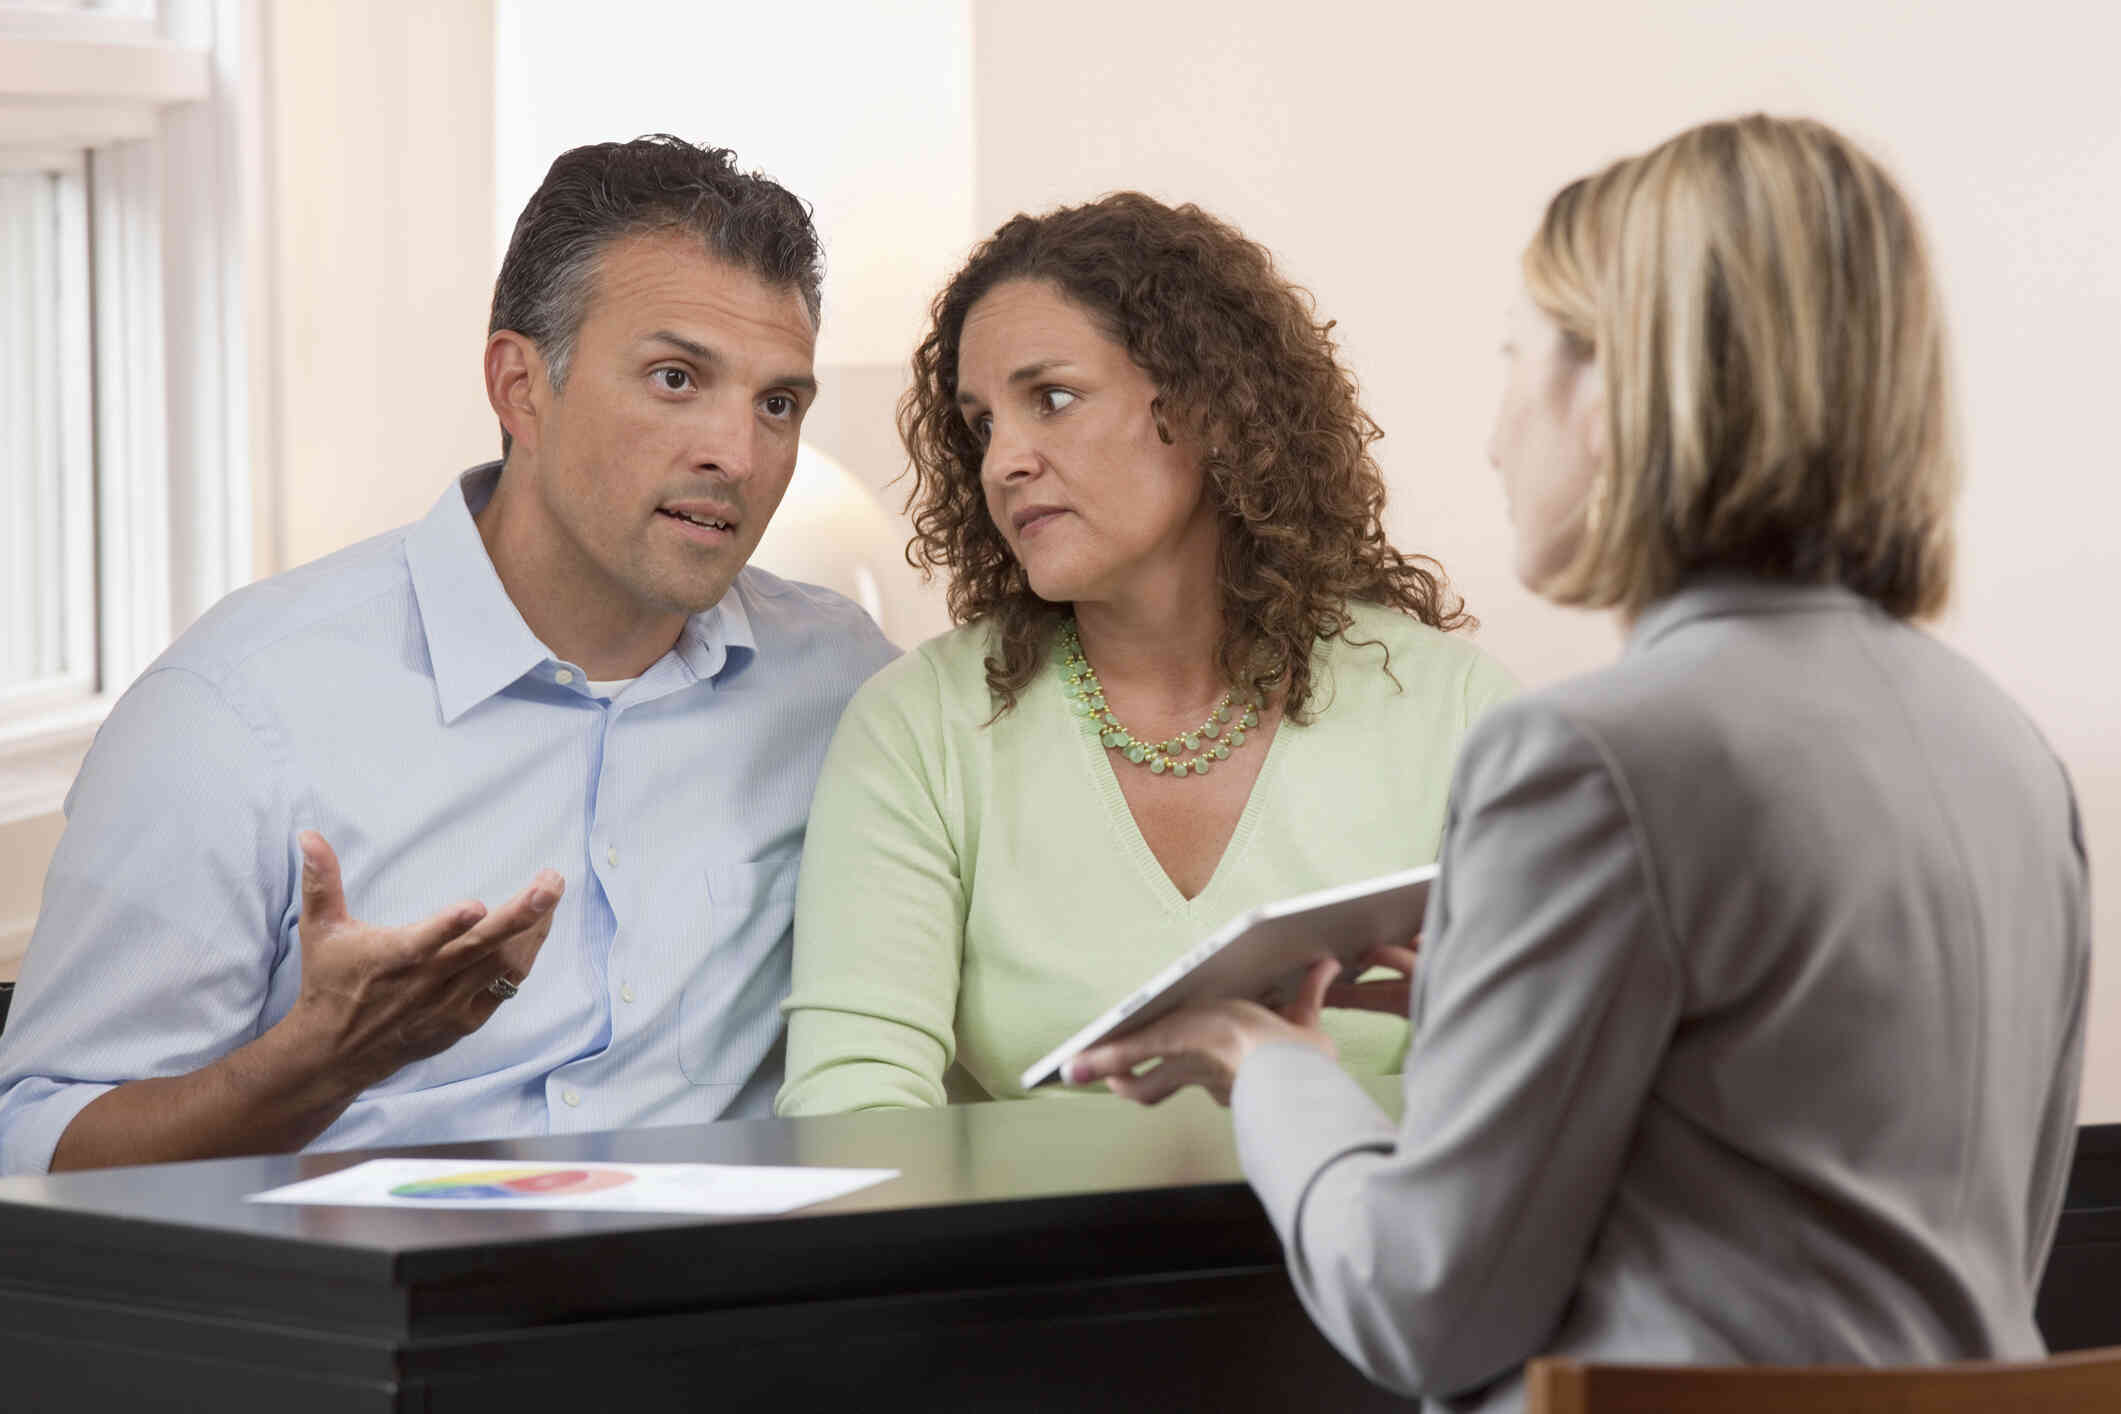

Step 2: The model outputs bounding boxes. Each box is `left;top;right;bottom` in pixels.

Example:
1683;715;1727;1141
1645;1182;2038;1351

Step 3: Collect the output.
1021;863;1436;1093
1323;938;1423;1016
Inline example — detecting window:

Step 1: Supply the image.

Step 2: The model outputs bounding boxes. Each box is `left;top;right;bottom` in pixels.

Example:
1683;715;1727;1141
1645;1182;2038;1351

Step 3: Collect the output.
0;0;254;823
0;158;93;718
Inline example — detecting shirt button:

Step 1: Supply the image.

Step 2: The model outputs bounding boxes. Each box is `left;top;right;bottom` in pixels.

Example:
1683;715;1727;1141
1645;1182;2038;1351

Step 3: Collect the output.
554;668;574;685
606;845;619;867
562;1089;580;1107
620;984;636;1004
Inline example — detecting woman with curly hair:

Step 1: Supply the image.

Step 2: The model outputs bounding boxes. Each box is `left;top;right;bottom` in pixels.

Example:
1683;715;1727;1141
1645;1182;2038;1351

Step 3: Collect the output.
776;193;1514;1115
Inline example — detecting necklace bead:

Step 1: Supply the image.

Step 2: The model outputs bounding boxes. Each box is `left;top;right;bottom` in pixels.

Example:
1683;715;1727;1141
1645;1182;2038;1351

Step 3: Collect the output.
1058;619;1260;782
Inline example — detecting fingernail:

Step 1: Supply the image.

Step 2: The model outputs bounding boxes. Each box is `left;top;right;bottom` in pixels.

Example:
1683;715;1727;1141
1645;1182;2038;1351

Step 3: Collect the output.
528;887;556;913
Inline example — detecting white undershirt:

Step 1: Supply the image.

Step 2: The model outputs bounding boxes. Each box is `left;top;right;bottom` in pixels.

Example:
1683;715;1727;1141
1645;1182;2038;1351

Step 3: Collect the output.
586;676;637;701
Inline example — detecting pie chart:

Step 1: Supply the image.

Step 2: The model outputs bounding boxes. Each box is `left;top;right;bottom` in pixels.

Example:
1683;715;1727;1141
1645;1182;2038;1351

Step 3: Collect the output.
388;1167;635;1200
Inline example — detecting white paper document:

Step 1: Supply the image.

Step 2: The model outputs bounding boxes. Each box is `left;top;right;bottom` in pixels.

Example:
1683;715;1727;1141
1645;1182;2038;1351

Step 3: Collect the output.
246;1158;898;1215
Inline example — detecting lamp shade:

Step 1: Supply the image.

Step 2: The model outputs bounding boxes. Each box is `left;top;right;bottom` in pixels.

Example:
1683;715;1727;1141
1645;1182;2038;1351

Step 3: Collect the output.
747;442;907;637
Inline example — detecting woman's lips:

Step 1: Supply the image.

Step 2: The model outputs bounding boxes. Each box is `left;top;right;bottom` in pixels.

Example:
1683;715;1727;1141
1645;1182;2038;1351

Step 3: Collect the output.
1014;507;1069;539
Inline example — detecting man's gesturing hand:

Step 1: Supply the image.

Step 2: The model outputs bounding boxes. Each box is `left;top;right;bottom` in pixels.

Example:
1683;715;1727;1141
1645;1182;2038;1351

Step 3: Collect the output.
286;831;563;1096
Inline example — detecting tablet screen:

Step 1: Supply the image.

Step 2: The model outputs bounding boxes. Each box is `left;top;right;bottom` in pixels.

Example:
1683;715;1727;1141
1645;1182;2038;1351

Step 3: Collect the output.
1020;862;1436;1090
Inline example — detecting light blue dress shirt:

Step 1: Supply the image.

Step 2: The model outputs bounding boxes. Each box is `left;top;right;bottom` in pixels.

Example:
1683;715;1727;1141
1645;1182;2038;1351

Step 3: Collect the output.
0;464;897;1174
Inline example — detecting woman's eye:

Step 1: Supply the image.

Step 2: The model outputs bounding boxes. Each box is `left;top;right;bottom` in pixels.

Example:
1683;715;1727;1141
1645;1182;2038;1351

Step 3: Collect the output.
970;414;992;444
656;368;692;392
1038;388;1077;414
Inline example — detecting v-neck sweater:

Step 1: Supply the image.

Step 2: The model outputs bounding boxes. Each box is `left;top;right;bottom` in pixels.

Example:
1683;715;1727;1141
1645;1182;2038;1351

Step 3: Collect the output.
777;601;1518;1115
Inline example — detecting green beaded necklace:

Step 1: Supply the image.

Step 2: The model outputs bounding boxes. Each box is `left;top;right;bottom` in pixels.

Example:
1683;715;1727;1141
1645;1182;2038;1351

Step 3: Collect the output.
1057;619;1261;779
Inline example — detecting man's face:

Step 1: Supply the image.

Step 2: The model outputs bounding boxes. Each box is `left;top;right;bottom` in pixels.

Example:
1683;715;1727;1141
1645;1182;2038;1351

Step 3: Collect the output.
519;231;818;623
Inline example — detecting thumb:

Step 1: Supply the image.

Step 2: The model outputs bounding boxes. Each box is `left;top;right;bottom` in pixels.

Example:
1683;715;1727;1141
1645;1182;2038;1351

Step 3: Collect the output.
1284;956;1342;1029
297;831;349;932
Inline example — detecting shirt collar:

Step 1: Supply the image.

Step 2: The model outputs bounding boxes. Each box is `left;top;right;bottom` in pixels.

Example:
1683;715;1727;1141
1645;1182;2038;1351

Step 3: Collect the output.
1627;571;1869;657
405;463;761;722
681;577;757;684
405;464;555;723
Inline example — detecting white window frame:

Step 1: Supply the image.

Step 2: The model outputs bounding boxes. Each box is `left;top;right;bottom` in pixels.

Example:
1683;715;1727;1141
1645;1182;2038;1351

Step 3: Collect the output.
0;0;260;824
0;156;95;720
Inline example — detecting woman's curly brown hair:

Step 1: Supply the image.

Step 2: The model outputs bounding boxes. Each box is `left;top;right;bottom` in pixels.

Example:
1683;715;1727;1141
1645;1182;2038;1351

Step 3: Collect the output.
899;191;1469;719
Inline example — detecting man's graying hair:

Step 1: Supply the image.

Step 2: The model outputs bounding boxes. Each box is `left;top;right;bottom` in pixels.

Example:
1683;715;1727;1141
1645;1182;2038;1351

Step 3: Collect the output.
488;134;824;455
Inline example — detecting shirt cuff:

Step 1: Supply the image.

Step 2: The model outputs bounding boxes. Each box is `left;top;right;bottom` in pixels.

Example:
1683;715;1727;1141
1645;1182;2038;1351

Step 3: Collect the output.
1232;1042;1396;1241
0;1078;119;1176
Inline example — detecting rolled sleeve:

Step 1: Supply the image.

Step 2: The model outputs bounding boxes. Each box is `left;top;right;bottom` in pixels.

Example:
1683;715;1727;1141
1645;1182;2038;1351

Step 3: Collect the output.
0;1078;118;1176
0;668;292;1175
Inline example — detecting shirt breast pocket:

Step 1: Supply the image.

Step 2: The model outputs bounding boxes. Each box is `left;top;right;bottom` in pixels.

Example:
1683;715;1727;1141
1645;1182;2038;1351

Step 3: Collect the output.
677;848;802;1085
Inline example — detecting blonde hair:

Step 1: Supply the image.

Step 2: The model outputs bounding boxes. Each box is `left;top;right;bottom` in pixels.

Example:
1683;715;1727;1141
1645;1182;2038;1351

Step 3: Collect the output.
1524;115;1958;619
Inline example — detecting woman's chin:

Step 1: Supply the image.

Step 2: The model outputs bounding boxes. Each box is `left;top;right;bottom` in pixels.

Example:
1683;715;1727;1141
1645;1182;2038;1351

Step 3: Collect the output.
1513;532;1585;600
1514;561;1572;603
1021;562;1090;607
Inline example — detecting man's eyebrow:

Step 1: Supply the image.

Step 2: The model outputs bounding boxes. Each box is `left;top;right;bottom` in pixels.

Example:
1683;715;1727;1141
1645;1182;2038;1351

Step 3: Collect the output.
644;330;717;363
643;330;816;395
956;359;1070;408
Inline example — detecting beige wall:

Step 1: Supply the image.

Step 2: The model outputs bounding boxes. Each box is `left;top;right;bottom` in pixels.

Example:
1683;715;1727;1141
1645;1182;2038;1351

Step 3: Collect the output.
258;0;497;572
973;0;2121;1117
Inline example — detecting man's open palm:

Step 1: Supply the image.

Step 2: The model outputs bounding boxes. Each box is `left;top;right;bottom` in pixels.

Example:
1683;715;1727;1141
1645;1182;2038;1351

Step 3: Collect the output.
290;831;563;1092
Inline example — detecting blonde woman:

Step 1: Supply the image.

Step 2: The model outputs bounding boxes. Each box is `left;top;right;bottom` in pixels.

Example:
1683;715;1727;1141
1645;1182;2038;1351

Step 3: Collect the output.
1070;116;2090;1406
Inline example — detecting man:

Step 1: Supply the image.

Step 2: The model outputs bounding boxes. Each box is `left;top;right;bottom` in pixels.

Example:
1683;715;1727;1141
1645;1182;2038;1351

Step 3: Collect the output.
0;136;895;1174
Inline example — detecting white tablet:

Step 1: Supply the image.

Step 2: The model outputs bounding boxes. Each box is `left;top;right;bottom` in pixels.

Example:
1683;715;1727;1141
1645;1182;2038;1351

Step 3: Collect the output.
1019;862;1437;1091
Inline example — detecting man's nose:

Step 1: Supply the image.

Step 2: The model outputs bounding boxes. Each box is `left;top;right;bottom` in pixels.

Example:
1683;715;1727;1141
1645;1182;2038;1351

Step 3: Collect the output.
690;394;757;481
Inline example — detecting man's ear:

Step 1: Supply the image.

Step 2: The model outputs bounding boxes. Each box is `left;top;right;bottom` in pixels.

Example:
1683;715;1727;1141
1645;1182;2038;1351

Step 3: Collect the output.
485;331;547;455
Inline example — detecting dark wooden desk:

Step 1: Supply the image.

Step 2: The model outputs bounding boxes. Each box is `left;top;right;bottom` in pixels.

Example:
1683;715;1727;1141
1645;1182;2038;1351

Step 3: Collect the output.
0;1086;1406;1413
3;1092;2111;1412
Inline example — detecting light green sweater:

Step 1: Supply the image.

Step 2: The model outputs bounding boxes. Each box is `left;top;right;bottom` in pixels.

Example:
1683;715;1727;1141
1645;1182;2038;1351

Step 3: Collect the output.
778;602;1517;1115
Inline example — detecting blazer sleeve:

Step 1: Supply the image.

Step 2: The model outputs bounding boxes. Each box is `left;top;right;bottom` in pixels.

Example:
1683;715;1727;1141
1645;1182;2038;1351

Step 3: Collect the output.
1232;697;1684;1399
777;658;967;1115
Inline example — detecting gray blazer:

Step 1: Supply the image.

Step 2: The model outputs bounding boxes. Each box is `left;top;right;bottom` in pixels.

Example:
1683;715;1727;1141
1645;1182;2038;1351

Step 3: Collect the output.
1233;575;2090;1412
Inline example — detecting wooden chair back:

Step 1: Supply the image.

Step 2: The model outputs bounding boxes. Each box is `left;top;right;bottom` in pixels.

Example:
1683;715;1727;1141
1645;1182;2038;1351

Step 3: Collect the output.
1525;1346;2121;1414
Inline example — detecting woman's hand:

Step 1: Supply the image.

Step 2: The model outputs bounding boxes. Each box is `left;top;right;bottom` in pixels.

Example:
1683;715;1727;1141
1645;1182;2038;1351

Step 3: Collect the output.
1321;937;1421;1016
1065;957;1342;1107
